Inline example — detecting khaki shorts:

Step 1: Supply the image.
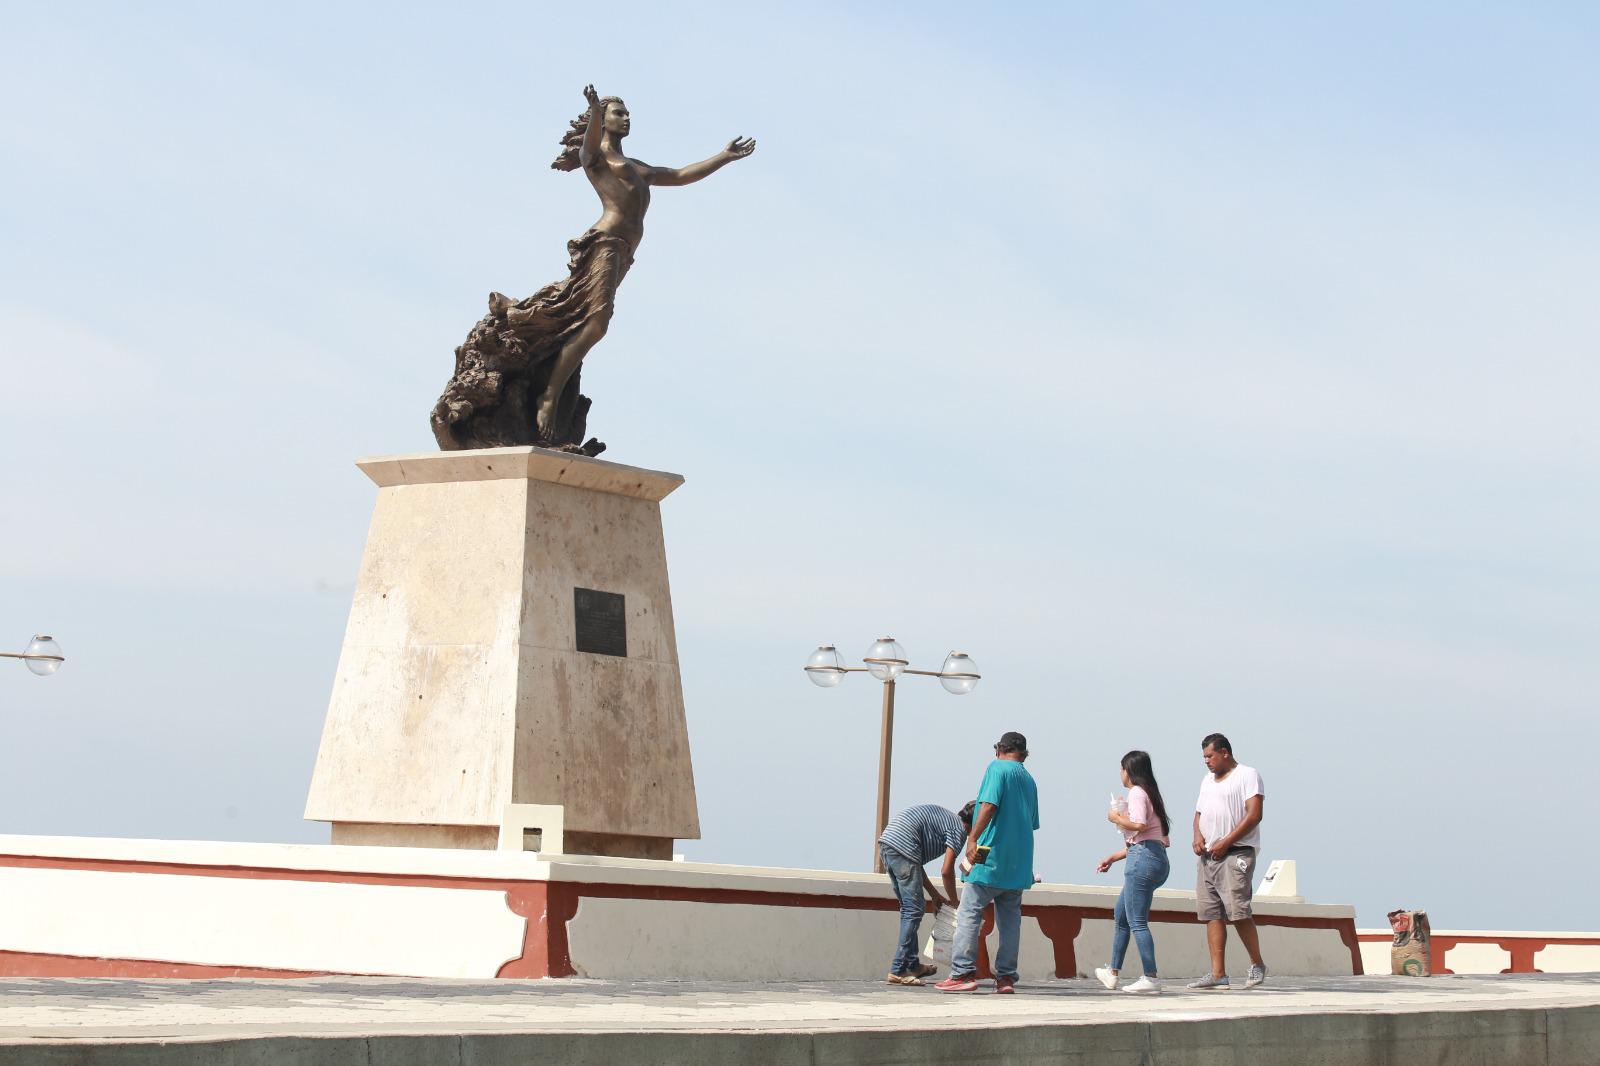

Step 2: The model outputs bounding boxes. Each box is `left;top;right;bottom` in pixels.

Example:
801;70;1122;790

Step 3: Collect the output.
1196;847;1255;922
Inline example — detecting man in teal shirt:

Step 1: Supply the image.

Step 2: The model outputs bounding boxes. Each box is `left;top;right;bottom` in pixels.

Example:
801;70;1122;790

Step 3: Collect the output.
936;731;1039;994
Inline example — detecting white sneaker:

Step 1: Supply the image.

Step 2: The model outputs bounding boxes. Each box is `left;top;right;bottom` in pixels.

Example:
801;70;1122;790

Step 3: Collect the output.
1122;976;1162;994
1093;966;1119;990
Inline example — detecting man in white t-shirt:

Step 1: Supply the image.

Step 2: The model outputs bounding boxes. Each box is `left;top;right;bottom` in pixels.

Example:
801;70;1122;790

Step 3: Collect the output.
1186;732;1269;990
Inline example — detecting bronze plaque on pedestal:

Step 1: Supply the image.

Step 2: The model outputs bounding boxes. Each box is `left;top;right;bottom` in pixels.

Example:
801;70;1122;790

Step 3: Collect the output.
574;587;627;657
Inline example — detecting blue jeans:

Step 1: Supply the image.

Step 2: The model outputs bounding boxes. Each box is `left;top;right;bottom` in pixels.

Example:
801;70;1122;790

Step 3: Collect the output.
880;843;926;974
951;880;1023;979
1110;840;1171;976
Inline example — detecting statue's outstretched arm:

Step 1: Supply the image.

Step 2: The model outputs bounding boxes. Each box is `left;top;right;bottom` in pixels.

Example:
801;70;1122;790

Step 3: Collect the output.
578;84;605;169
644;137;756;187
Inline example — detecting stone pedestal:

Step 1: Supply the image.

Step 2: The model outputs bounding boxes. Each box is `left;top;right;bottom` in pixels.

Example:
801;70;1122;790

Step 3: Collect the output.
304;447;699;858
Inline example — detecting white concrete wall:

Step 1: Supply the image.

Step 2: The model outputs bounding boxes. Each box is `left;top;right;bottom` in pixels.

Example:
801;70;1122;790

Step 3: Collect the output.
566;897;893;980
0;865;526;978
0;835;1364;981
1538;944;1600;972
565;894;1359;982
1359;939;1391;974
1074;916;1352;981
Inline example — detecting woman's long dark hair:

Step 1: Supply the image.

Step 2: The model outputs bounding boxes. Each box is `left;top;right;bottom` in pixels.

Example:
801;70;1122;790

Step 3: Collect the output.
1121;750;1171;836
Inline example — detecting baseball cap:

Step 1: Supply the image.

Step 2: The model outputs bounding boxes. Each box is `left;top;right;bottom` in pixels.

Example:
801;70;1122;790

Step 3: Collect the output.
995;731;1028;754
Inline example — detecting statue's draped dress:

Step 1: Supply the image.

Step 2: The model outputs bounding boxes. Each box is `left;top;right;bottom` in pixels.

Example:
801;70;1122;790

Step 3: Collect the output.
430;228;633;452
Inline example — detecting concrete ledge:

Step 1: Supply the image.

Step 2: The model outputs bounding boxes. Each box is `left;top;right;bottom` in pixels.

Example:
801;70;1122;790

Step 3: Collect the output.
2;1006;1597;1066
0;834;1351;916
1145;1009;1558;1066
355;447;684;500
2;975;1597;1065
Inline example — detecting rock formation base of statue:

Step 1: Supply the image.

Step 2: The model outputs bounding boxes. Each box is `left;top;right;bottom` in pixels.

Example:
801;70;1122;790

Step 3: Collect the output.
429;296;609;458
304;446;698;859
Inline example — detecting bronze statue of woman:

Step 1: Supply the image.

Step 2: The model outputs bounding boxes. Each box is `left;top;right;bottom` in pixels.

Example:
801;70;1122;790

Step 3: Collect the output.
431;86;756;455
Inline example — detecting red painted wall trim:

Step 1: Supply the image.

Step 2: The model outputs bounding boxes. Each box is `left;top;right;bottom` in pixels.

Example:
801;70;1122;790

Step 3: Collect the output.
1033;910;1083;977
1342;918;1365;975
498;882;579;978
1356;932;1600;975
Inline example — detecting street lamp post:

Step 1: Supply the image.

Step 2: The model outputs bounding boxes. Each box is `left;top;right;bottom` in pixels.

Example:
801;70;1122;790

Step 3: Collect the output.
1;635;65;676
805;638;980;872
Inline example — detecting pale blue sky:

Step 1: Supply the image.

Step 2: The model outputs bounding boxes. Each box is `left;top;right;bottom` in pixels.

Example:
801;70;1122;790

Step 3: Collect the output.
3;3;1597;931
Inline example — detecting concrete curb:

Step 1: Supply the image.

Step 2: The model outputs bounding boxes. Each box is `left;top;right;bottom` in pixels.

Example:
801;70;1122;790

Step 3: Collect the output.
5;1004;1598;1066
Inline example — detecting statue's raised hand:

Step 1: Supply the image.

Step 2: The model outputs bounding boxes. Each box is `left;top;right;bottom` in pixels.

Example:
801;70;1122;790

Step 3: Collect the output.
583;84;601;110
725;136;756;160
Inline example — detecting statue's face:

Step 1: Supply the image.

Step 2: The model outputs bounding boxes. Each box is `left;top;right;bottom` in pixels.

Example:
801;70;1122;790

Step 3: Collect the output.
603;101;631;137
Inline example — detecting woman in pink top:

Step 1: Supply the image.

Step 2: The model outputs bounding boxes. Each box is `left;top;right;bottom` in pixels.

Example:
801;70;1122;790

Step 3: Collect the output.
1094;750;1173;993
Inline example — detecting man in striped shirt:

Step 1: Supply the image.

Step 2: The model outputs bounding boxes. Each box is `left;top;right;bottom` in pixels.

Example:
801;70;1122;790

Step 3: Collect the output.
878;801;976;985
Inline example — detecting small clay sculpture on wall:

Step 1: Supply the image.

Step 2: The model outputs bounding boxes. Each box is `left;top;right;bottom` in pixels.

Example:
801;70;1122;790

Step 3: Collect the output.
431;85;756;456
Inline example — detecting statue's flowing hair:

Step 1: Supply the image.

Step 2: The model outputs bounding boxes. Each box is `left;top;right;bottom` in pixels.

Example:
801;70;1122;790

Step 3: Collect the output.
551;97;624;171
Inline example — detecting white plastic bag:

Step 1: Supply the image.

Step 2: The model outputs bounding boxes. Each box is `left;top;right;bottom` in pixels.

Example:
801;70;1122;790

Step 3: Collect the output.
923;904;957;963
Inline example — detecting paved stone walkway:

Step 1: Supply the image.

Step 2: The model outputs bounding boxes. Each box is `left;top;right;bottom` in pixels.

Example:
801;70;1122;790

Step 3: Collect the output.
1;973;1596;1042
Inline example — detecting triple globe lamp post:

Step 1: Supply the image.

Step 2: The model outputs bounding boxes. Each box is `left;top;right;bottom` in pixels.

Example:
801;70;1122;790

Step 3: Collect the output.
804;638;980;872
